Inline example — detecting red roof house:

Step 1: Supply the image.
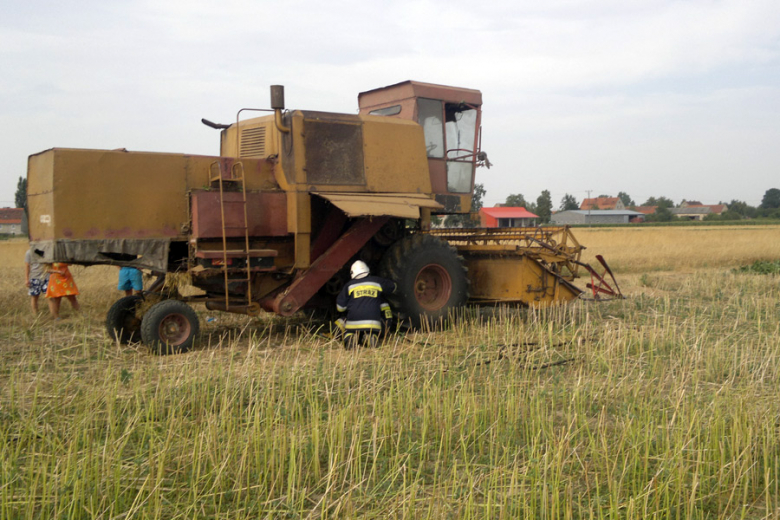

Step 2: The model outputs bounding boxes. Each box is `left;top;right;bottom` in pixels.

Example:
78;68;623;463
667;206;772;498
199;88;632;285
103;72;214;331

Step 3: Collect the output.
632;206;658;215
705;204;728;215
580;197;625;210
0;207;24;236
0;207;23;222
671;203;728;220
680;201;728;214
479;206;539;228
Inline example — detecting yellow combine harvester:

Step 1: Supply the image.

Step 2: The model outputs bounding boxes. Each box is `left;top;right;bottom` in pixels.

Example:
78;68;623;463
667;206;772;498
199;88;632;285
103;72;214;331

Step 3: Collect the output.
27;81;620;353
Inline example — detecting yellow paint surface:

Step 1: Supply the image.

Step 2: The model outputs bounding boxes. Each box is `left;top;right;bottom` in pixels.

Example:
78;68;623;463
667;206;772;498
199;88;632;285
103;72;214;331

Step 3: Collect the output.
27;149;277;242
361;116;431;194
465;255;581;306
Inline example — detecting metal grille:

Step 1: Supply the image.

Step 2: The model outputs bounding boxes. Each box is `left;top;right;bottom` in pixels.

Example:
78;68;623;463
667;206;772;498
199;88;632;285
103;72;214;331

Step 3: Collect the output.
304;120;365;185
239;126;266;157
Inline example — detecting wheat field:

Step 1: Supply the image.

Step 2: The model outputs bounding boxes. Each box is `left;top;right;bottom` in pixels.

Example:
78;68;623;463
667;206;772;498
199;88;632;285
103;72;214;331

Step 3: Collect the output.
1;226;779;519
576;225;780;273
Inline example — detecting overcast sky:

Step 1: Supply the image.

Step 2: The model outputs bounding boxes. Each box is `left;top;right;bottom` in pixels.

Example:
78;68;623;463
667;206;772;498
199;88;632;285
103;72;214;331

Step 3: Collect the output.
1;0;778;209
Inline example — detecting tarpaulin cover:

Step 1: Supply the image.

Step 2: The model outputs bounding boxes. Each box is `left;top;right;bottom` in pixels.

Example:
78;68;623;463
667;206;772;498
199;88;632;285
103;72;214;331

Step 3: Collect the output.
30;238;170;272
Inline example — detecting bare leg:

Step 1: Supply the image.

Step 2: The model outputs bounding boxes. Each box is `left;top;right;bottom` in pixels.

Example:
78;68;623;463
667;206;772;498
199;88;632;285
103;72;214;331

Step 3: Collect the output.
124;290;133;297
48;297;61;319
66;295;80;311
30;295;39;314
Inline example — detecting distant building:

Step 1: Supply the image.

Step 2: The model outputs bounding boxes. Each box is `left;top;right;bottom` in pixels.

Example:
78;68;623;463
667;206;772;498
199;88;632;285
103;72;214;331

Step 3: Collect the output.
479;206;539;228
671;204;728;221
632;206;658;215
551;209;644;225
580;197;625;210
0;208;24;236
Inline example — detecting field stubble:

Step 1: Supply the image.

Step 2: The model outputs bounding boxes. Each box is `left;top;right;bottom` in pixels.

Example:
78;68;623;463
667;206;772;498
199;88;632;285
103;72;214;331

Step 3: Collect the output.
1;226;779;518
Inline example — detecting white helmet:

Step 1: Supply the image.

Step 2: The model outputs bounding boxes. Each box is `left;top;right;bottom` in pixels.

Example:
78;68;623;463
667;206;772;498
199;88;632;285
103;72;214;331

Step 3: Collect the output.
350;260;370;279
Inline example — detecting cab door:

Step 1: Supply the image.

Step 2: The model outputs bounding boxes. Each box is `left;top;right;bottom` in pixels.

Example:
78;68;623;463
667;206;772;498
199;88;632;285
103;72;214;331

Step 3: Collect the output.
417;98;481;212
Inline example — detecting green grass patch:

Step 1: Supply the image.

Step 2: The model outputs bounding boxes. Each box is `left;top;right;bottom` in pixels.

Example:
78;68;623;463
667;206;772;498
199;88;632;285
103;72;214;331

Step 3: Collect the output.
733;259;780;275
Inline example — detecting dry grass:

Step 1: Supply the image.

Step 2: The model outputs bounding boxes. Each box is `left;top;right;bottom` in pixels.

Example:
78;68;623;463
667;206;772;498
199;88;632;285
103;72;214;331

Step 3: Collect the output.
576;225;780;273
1;228;779;518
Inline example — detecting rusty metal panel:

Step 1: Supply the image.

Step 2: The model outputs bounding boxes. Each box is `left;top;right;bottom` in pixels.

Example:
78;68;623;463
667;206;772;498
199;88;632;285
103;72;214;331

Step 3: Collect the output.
191;191;288;238
358;82;417;113
314;192;442;219
304;119;365;185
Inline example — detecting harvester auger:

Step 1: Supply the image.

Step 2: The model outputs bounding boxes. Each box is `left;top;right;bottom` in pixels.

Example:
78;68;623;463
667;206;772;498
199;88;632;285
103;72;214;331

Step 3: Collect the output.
27;81;621;354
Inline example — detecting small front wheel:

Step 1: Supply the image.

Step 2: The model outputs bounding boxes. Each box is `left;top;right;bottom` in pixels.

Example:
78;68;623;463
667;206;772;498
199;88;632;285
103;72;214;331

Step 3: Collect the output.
106;295;144;344
141;300;200;355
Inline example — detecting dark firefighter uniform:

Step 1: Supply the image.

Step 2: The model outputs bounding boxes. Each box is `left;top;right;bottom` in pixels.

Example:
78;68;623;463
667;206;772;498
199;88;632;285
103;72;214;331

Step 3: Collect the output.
336;275;396;346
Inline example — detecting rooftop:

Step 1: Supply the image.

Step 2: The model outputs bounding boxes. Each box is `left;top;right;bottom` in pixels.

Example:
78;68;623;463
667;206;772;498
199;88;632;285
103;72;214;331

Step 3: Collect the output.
0;208;23;222
560;209;645;216
580;197;622;210
480;206;539;219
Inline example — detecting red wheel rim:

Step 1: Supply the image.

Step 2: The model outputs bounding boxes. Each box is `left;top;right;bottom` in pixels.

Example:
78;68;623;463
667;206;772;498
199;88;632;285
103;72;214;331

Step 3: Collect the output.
158;313;191;346
414;264;452;311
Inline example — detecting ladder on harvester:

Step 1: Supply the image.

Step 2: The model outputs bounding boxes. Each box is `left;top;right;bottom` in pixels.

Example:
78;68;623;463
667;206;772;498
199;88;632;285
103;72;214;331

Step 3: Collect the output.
209;160;253;311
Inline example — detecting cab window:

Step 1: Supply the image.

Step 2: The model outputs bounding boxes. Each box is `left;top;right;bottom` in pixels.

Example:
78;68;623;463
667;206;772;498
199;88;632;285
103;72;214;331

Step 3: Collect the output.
417;98;444;158
369;105;401;116
445;104;477;159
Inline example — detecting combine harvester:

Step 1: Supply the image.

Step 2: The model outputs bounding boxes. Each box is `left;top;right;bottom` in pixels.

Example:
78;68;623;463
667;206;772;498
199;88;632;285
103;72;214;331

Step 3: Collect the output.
27;81;621;353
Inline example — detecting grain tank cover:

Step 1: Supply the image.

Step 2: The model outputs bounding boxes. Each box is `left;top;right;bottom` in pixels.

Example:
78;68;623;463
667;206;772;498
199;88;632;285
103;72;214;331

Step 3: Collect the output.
313;192;443;219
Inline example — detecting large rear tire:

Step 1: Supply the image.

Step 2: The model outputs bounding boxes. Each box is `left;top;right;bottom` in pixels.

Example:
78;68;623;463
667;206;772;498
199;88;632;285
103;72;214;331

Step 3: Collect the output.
141;300;200;355
380;234;469;328
105;295;144;344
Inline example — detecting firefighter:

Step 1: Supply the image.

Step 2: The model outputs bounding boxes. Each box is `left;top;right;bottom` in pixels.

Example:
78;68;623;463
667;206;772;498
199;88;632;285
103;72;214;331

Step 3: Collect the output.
335;260;396;349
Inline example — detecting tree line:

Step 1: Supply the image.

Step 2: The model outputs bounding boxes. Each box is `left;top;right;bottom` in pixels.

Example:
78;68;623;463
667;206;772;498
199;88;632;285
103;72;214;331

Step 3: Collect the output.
612;189;780;222
483;187;780;224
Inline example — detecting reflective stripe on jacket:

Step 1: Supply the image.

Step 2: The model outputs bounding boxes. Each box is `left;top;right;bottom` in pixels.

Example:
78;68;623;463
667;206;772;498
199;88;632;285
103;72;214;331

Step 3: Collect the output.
336;274;396;330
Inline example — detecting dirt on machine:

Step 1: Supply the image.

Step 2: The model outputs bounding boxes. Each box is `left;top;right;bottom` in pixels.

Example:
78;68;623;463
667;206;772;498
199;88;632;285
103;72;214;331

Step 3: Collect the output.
26;80;621;354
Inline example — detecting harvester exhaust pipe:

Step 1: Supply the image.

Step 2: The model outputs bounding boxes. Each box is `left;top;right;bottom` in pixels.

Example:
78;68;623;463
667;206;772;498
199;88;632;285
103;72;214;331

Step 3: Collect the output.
270;85;285;110
271;85;290;133
201;118;230;130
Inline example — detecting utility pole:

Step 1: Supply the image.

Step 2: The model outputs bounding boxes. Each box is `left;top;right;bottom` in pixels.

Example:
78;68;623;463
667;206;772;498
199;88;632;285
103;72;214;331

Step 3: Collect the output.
586;190;592;226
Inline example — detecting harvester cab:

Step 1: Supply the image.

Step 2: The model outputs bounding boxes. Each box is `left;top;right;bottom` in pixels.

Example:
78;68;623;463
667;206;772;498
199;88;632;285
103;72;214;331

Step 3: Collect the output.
27;81;621;355
357;81;488;215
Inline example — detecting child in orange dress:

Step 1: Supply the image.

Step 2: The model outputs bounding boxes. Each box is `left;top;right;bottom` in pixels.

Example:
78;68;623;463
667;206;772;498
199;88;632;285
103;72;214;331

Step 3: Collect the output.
46;263;81;319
